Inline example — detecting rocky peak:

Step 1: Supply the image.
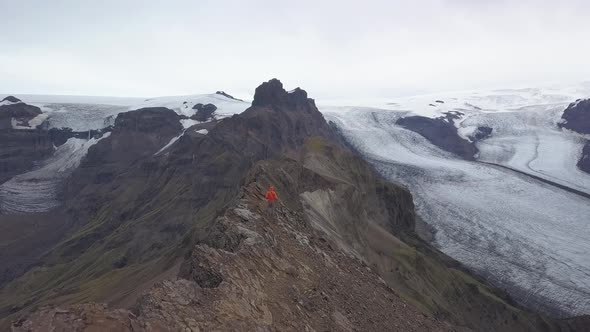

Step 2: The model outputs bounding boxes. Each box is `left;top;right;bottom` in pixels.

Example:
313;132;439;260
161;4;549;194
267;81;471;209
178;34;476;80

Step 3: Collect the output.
251;79;311;111
1;96;21;103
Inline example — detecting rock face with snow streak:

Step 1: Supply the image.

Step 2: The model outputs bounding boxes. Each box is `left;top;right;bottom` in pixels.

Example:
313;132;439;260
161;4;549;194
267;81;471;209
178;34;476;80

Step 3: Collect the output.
0;99;42;129
62;107;183;221
0;130;54;185
0;97;53;184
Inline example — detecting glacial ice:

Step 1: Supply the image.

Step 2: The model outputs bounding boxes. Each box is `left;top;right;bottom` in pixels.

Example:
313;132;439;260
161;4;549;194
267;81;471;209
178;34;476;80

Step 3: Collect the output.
320;85;590;317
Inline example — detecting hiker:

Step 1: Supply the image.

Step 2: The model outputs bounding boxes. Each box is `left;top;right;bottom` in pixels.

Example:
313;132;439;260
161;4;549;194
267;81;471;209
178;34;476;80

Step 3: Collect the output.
265;185;279;214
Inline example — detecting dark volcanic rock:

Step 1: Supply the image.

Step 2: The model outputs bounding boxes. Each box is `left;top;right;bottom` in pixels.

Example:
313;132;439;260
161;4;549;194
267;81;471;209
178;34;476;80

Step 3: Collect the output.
559;99;590;174
560;99;590;134
0;130;54;184
1;96;21;103
396;115;477;160
0;102;42;129
191;103;217;121
215;91;243;101
114;107;181;134
471;126;493;141
47;127;111;147
578;143;590;173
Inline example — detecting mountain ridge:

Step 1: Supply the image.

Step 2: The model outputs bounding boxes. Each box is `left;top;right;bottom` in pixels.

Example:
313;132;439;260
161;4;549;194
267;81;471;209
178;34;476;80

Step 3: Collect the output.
1;80;589;331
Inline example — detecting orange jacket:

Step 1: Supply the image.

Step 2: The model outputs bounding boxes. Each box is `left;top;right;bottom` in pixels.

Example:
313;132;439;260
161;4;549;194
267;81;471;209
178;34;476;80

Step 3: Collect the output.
265;186;278;203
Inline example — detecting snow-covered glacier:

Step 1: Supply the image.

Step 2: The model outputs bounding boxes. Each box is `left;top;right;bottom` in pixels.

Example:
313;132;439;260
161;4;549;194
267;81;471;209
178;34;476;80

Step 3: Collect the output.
320;84;590;317
0;92;250;214
0;135;110;214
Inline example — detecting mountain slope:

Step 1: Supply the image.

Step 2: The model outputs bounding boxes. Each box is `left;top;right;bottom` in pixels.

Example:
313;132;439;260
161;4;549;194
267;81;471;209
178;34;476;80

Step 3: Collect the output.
1;80;588;331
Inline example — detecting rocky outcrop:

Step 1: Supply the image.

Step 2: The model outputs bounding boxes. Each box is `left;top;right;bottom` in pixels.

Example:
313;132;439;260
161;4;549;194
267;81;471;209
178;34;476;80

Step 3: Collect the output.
190;103;217;121
470;126;493;140
397;115;478;160
0;100;42;129
560;99;590;134
559;99;590;174
216;90;243;101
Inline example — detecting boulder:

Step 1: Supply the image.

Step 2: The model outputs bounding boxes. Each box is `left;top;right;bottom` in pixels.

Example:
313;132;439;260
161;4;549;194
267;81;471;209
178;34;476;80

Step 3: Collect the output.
191;103;217;122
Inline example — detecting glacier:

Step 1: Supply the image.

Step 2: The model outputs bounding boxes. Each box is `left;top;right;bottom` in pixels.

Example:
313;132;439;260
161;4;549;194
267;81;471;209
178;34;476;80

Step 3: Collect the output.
0;134;110;214
320;85;590;317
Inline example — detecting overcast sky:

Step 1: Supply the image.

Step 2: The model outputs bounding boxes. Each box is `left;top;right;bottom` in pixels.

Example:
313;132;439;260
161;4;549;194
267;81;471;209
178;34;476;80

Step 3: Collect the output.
1;0;589;99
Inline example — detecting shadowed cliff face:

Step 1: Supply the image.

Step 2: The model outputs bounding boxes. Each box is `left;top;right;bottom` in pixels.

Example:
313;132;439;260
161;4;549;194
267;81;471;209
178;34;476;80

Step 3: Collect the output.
0;130;54;185
0;100;52;184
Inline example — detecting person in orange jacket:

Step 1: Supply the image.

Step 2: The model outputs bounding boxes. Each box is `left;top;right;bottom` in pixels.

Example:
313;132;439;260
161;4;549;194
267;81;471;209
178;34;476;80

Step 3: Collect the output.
265;185;279;215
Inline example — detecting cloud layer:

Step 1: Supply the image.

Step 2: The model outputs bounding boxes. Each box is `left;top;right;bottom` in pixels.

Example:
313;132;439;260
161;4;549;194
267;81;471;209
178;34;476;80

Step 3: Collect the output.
1;0;589;98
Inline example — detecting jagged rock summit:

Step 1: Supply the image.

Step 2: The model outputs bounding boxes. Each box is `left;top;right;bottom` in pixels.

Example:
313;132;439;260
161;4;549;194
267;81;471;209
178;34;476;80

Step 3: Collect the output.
252;78;309;109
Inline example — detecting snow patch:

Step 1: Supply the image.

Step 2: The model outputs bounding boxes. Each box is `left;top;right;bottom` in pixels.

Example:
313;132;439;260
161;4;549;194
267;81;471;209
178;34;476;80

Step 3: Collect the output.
457;125;478;142
180;119;200;129
154;132;184;156
195;129;208;135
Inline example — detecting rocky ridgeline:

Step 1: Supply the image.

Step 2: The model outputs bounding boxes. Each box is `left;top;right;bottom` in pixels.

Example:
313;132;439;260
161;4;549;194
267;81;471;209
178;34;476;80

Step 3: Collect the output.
12;181;449;331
